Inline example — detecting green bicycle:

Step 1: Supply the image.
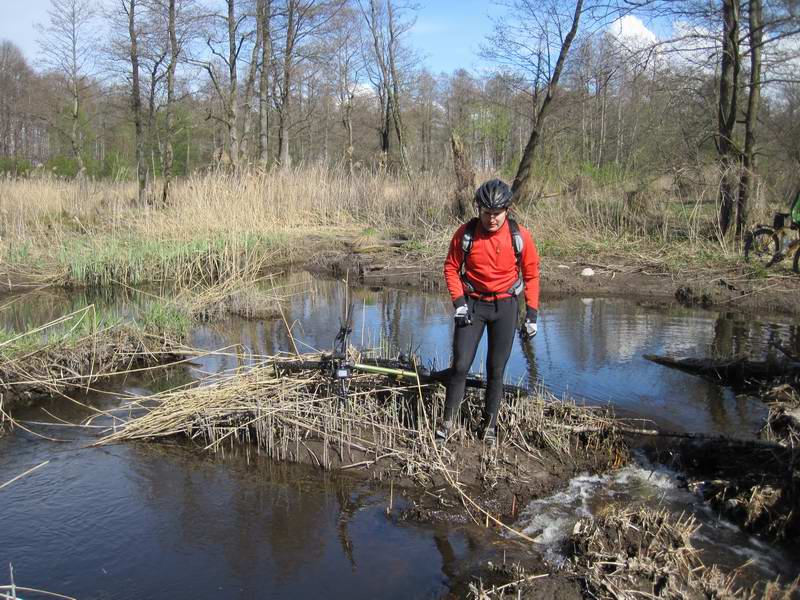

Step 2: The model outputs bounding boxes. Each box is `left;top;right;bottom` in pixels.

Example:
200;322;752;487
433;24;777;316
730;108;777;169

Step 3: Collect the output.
743;190;800;273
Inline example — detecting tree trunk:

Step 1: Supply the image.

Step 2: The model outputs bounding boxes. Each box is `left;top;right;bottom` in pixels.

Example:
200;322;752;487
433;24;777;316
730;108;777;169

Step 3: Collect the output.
162;0;178;205
343;101;353;175
127;0;146;206
386;0;409;178
257;0;271;168
512;0;583;202
227;0;241;171
240;21;263;165
70;78;85;178
277;0;295;170
737;0;762;240
717;0;741;236
363;0;391;168
451;131;475;219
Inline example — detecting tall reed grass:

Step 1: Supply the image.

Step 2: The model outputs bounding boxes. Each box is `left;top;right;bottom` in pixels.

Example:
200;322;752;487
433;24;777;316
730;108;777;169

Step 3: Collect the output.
0;166;757;286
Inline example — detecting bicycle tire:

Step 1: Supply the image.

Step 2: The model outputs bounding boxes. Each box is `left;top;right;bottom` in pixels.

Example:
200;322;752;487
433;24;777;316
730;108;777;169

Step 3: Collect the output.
793;244;800;274
744;227;778;267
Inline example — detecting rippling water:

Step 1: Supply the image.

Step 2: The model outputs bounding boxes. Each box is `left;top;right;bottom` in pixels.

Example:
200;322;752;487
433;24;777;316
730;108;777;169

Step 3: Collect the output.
1;274;798;596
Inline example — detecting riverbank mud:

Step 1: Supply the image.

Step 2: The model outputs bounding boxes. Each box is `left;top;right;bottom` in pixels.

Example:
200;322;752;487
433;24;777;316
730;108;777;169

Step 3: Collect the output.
310;245;800;318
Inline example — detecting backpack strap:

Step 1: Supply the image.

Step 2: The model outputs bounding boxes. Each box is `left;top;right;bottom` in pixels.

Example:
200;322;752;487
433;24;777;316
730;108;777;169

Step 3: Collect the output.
506;218;524;296
459;218;479;293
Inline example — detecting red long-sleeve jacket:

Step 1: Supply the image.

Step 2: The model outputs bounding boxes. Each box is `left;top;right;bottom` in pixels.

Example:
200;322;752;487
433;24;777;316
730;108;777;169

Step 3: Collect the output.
443;218;540;310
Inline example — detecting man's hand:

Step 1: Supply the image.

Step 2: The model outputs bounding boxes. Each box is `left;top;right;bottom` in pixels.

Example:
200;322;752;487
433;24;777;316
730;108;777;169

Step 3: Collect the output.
524;319;538;339
454;305;472;327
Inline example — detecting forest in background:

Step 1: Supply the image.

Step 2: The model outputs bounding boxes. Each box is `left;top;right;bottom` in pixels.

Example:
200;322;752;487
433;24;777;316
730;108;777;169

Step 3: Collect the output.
0;0;799;238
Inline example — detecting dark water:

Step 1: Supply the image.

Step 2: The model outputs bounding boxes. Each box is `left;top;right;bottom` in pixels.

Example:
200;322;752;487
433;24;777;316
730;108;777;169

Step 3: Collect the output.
1;383;488;599
1;274;798;596
6;275;793;435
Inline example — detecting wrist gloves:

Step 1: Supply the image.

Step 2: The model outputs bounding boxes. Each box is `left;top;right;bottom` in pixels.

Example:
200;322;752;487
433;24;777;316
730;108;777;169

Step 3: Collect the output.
454;304;472;327
524;306;538;339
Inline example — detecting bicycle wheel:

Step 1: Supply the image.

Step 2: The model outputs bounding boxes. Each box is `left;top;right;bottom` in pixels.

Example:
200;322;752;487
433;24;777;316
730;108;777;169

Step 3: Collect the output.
744;227;778;267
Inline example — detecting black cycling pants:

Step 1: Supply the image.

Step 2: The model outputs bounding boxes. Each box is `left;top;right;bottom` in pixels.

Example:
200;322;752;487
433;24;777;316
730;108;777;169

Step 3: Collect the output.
444;296;518;429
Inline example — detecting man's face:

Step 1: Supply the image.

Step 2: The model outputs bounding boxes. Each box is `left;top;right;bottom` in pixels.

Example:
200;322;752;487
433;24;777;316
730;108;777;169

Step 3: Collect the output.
479;207;507;232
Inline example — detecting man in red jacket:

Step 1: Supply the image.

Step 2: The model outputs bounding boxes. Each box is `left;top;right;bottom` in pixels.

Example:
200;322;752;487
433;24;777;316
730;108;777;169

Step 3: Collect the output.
440;179;540;445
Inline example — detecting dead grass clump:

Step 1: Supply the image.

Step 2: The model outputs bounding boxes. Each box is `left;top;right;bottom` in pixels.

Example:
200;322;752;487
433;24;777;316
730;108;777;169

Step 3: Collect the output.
696;478;799;543
0;326;181;412
498;393;628;471
98;353;622;471
175;275;284;322
762;384;800;448
97;350;626;532
467;563;552;599
568;506;764;599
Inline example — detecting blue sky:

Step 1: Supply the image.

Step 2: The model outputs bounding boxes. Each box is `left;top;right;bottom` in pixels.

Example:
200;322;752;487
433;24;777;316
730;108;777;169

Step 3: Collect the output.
0;0;663;74
0;0;51;59
2;0;499;73
407;0;496;74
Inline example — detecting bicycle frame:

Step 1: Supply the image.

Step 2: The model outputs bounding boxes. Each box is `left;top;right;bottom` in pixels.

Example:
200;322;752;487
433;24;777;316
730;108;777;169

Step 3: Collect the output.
772;225;800;260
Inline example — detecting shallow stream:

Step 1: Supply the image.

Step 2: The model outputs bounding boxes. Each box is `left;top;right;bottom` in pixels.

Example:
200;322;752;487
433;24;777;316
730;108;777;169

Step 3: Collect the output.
1;274;798;596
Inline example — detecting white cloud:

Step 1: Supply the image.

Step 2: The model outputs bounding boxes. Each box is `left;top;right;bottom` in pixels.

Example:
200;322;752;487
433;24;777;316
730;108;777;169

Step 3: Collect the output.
608;15;657;50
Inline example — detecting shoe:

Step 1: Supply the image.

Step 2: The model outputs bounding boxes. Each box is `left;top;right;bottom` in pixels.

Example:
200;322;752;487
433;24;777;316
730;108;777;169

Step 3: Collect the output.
435;420;453;444
482;427;497;447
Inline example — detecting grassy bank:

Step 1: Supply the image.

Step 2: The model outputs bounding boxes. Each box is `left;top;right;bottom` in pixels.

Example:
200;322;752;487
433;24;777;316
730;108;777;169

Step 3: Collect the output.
0;167;786;288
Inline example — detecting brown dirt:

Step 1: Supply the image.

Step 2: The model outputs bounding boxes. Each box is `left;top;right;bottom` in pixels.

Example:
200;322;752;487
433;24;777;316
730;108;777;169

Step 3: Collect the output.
308;244;800;317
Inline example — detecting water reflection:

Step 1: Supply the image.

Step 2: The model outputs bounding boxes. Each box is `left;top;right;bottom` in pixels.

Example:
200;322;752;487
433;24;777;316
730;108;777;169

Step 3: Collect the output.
2;275;797;438
3;277;799;596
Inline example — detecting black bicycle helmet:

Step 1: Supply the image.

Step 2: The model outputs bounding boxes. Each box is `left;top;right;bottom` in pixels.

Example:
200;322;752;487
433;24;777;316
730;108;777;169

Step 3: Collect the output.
475;179;513;210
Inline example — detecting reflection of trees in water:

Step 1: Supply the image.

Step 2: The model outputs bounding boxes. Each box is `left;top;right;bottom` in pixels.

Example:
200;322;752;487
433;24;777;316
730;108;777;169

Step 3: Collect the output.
334;485;376;571
517;330;538;388
711;312;756;359
711;312;798;362
129;446;337;583
0;285;147;334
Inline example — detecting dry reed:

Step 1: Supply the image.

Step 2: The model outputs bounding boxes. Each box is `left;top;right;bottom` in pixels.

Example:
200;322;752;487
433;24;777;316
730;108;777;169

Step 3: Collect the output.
97;347;623;536
0;322;182;412
0;166;759;289
566;505;800;600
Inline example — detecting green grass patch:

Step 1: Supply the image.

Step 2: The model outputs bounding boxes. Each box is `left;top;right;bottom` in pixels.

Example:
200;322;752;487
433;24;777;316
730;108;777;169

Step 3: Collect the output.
5;231;293;287
138;301;191;339
0;306;121;360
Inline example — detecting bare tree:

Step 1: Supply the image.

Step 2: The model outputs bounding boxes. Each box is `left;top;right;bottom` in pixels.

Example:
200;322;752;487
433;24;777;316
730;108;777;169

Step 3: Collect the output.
162;0;179;202
199;0;245;171
119;0;148;205
38;0;97;178
482;0;618;201
258;0;273;167
272;0;344;169
327;4;363;173
717;0;742;235
737;0;763;237
0;42;37;163
358;0;414;173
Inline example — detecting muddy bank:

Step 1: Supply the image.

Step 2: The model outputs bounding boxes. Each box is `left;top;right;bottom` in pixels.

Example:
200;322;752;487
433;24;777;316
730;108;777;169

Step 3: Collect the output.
97;351;624;534
0;328;183;413
644;436;800;544
309;246;800;317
